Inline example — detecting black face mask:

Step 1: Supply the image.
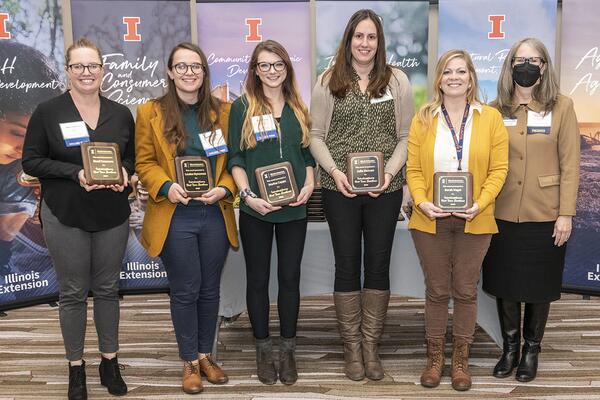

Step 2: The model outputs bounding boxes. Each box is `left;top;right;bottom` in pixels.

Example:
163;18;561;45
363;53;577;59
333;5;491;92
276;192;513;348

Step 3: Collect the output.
512;62;541;88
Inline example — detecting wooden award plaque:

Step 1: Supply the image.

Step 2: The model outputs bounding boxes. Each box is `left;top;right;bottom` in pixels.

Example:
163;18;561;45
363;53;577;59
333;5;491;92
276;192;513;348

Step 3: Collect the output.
80;142;123;185
433;171;473;212
175;156;214;197
346;152;384;194
255;161;298;206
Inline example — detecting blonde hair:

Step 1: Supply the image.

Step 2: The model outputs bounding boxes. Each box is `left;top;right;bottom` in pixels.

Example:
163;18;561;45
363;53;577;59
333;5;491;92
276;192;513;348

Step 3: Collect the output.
241;40;310;149
417;50;481;128
491;37;559;117
65;37;103;66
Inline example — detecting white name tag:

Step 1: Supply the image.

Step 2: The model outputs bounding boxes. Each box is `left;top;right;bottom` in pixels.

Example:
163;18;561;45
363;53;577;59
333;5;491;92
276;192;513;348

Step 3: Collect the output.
503;118;517;127
59;121;90;147
199;129;228;157
252;114;278;142
370;88;393;104
527;111;552;134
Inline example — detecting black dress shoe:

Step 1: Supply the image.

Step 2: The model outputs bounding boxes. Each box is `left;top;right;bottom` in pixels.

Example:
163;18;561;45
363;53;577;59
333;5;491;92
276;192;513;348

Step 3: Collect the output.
99;356;128;396
68;361;87;400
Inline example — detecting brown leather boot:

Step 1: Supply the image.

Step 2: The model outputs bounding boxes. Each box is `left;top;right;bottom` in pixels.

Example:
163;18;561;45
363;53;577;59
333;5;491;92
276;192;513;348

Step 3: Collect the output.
451;339;472;391
361;289;390;380
334;291;365;381
199;355;228;384
420;338;445;388
182;361;203;394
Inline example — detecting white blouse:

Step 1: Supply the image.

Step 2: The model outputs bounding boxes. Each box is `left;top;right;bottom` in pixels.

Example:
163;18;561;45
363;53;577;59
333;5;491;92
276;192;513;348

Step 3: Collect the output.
433;103;482;173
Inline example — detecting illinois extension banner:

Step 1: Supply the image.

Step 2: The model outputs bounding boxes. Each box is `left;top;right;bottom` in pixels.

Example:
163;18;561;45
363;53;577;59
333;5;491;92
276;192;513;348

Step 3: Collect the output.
438;0;557;102
560;0;600;295
70;0;190;293
0;0;65;310
316;0;428;109
197;0;312;105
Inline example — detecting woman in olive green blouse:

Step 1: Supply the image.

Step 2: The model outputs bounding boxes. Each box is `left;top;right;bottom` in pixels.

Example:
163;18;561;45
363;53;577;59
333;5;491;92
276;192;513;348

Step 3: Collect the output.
227;40;315;386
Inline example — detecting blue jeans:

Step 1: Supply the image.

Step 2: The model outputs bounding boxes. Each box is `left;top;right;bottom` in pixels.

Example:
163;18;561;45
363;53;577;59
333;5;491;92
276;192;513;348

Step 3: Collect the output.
160;203;229;361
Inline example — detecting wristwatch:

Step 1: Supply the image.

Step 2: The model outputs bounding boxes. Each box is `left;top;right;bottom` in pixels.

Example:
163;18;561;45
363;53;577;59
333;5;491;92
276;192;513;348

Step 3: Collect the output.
239;187;258;203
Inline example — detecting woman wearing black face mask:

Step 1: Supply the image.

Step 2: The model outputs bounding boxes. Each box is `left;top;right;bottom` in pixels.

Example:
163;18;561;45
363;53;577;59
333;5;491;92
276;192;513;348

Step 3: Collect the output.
483;38;580;382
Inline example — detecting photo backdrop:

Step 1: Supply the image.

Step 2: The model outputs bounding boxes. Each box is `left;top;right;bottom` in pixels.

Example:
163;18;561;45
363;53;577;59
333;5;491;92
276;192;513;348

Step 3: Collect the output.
2;0;600;310
560;0;600;295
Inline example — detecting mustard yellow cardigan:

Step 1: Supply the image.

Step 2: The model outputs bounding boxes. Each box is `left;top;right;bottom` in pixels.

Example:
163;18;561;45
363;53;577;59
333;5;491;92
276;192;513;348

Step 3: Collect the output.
406;105;508;234
135;100;239;257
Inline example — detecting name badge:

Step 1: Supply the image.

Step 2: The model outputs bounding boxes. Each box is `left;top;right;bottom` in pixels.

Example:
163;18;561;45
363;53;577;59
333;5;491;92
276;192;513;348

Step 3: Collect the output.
370;88;393;105
199;129;228;157
527;111;552;134
59;121;90;147
252;114;278;142
503;118;517;127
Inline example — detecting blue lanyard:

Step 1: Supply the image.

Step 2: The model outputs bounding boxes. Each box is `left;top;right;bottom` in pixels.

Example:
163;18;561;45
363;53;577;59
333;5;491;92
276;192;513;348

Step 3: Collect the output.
441;103;470;171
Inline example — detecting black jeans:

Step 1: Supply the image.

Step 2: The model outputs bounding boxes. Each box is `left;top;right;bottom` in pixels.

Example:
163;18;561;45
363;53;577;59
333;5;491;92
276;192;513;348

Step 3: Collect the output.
239;212;308;340
322;188;402;292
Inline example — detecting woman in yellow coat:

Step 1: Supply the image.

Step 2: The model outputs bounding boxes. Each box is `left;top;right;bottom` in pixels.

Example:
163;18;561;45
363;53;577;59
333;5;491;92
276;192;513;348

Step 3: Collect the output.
135;42;237;395
407;49;508;391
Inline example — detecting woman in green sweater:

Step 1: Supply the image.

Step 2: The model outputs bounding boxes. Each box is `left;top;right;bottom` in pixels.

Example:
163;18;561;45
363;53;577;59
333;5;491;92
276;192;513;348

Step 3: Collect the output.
228;40;315;386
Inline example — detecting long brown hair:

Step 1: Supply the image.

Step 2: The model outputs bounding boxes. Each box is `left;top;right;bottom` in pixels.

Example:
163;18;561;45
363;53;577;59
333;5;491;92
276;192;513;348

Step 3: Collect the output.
241;40;310;150
157;42;220;152
417;50;481;128
492;37;559;117
325;9;391;99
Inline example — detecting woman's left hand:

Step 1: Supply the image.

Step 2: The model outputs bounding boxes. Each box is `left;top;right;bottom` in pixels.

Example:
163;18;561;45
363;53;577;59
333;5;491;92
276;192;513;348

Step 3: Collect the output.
368;173;393;198
289;183;314;207
553;215;572;247
452;202;480;221
197;187;227;205
108;167;129;192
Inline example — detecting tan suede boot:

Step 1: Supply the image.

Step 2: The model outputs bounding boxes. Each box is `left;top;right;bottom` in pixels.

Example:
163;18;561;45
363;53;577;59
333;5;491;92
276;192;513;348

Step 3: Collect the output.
451;339;472;391
420;338;445;388
334;291;365;381
361;288;390;380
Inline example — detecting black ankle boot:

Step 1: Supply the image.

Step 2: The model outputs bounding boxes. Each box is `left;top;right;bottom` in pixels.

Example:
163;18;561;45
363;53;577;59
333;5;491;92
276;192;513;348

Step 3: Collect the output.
99;356;128;396
515;302;550;382
255;337;277;385
68;361;87;400
493;299;521;378
279;337;298;385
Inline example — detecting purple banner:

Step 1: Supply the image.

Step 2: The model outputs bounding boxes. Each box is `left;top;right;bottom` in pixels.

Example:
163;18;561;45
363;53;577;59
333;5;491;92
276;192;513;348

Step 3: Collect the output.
197;0;312;105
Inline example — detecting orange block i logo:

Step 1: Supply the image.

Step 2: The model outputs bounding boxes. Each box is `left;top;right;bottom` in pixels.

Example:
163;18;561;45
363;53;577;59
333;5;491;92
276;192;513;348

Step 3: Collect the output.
245;18;262;42
123;17;141;42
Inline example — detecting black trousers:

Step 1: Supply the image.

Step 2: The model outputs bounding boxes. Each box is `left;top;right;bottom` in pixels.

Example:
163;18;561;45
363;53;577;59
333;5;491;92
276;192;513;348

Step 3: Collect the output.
322;188;403;292
239;211;308;340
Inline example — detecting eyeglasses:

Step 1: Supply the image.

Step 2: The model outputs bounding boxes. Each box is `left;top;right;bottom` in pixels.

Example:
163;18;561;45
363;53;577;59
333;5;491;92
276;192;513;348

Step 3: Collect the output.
512;57;545;66
256;61;286;73
68;63;103;74
173;63;205;75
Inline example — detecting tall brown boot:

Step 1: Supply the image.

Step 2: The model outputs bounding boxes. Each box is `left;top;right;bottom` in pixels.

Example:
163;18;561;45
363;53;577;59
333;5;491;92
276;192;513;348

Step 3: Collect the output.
361;288;390;380
334;291;365;381
451;339;472;391
420;338;445;388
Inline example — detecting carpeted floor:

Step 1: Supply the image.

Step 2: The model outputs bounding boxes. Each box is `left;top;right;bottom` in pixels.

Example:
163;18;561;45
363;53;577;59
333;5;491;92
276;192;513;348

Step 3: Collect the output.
1;293;600;399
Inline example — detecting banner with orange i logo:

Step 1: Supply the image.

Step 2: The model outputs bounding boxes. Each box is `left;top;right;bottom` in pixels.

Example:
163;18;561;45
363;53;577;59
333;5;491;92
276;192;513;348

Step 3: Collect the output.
71;0;191;116
196;0;312;105
438;0;557;102
0;0;66;311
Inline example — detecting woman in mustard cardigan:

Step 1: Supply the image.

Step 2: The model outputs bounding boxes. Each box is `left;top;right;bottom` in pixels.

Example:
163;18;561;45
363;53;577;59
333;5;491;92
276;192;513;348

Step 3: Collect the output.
406;50;508;391
135;43;238;395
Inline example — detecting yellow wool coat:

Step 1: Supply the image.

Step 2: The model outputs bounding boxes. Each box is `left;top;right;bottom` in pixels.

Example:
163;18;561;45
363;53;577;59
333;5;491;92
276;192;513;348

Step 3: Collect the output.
135;100;238;257
407;105;509;234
